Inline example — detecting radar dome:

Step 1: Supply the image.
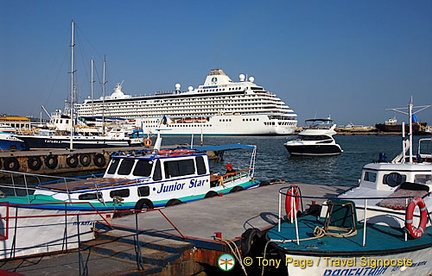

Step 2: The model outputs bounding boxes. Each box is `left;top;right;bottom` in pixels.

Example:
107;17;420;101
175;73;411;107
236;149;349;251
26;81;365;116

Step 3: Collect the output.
249;76;255;83
175;83;181;90
239;74;245;82
188;86;194;91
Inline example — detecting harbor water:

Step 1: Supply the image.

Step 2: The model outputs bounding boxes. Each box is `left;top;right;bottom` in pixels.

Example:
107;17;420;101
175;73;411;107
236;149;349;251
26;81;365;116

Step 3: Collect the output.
162;134;427;187
1;135;427;190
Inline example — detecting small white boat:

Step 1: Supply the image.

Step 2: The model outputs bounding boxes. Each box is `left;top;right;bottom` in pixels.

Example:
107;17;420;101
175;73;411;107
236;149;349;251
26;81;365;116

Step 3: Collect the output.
284;118;343;156
0;125;27;151
0;132;27;151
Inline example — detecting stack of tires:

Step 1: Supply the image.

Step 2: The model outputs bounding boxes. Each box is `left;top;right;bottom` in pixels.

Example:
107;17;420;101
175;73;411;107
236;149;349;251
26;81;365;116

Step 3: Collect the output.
0;153;107;172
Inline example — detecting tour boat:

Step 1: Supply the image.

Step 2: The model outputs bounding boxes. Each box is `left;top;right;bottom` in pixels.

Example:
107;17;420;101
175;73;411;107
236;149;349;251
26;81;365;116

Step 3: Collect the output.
0;132;260;259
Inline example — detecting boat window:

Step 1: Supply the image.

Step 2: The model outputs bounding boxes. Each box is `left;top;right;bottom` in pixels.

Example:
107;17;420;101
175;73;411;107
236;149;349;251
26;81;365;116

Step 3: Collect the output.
164;159;195;178
414;174;432;184
133;160;153;177
301;135;331;141
383;173;405;187
78;192;102;200
110;189;130;198
196;156;207;175
138;186;150;197
117;159;135;175
153;160;162;181
107;159;121;174
363;171;376;182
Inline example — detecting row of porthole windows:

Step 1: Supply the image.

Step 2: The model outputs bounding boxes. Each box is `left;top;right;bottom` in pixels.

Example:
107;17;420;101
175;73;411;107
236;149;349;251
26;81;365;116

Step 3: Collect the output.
78;186;150;201
243;118;259;122
197;87;244;93
219;119;232;122
171;124;212;128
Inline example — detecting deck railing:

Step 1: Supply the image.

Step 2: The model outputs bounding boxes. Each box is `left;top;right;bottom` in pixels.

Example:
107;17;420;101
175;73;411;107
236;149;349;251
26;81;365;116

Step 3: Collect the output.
278;185;431;247
0;200;187;274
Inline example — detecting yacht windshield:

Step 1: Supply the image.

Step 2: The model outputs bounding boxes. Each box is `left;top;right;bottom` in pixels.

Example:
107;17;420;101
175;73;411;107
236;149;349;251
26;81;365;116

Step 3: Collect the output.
300;135;331;141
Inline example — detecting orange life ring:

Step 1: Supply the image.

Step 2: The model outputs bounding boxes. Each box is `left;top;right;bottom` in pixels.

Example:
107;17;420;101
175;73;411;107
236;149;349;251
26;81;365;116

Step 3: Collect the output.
144;139;152;147
285;185;300;220
405;196;428;239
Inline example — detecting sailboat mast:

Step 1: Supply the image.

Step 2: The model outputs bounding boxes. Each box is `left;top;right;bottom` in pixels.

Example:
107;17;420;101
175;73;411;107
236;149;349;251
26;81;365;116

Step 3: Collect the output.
102;56;107;135
69;20;76;150
91;58;95;116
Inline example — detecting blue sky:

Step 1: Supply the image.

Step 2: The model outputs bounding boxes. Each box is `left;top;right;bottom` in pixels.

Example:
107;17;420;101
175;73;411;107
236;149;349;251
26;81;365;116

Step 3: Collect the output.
1;0;431;126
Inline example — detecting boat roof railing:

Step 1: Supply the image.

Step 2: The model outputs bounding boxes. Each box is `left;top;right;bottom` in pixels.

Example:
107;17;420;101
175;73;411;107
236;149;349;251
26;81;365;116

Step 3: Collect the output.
109;144;256;160
193;143;256;151
111;147;205;158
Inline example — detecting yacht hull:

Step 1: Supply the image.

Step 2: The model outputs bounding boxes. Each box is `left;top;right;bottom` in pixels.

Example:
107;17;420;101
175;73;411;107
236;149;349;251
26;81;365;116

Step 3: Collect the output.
284;144;342;156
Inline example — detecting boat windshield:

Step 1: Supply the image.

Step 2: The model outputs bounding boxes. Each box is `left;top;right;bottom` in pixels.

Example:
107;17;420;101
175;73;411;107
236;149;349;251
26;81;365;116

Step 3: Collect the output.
133;160;153;177
106;158;154;177
300;135;332;141
305;119;334;129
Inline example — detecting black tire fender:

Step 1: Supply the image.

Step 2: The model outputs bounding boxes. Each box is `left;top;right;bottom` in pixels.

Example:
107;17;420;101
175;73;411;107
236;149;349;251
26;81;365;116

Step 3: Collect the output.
241;228;262;256
44;155;58;169
80;153;91;167
205;191;219;198
27;156;42;170
230;186;245;193
259;181;270;187
66;154;79;168
94;153;106;167
4;157;20;171
135;199;154;211
165;199;182;207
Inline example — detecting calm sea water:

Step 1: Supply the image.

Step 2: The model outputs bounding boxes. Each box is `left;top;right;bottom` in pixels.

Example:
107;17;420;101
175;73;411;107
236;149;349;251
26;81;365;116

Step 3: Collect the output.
5;135;422;190
161;135;426;187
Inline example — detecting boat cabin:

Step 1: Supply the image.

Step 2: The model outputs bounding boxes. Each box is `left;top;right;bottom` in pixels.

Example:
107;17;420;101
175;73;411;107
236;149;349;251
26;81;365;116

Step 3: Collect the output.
359;162;432;191
104;149;209;182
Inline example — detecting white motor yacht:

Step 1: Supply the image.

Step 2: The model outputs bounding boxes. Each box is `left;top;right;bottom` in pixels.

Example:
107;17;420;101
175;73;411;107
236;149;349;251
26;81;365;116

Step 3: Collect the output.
284;118;343;156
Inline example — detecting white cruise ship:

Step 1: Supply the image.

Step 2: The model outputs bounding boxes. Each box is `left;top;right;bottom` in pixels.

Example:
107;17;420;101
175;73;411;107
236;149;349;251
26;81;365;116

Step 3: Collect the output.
76;69;297;135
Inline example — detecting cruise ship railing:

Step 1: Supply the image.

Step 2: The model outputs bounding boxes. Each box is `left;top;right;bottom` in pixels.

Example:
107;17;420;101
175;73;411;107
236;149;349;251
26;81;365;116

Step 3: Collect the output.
278;185;431;247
